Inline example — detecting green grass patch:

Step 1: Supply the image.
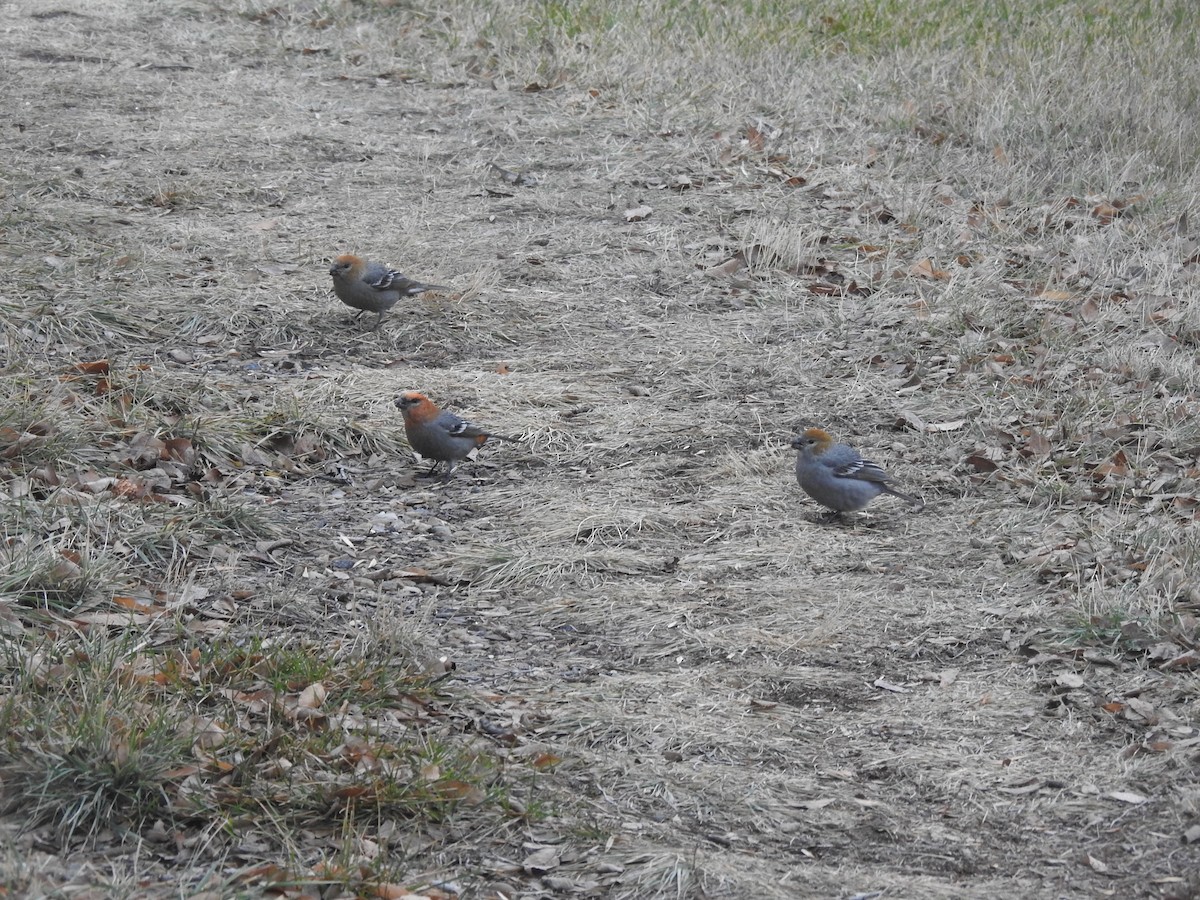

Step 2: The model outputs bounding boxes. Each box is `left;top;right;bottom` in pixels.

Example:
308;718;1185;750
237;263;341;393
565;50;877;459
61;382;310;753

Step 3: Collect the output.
0;632;542;856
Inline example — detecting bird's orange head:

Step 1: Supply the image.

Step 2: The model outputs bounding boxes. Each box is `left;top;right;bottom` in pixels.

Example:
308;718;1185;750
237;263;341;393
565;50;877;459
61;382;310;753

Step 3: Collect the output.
790;427;833;452
395;391;439;423
329;253;363;278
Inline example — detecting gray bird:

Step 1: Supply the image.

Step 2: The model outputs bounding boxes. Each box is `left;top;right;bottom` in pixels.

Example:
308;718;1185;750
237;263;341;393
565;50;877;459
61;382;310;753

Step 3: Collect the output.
395;391;521;481
792;427;922;514
328;253;451;330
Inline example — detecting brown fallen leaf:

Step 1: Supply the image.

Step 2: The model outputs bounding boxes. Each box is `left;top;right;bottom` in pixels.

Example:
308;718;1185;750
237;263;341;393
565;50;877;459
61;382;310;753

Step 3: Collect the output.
1037;289;1073;301
297;682;327;709
70;359;111;375
1124;696;1158;723
1085;853;1109;874
73;470;117;493
532;752;562;770
1161;650;1200;670
1079;297;1101;323
398;567;449;585
438;780;486;805
184;716;225;751
705;254;745;278
369;884;419;899
113;594;164;615
910;258;949;280
1091;202;1122;224
233;863;292;886
522;846;561;874
1106;790;1148;805
1024;430;1052;459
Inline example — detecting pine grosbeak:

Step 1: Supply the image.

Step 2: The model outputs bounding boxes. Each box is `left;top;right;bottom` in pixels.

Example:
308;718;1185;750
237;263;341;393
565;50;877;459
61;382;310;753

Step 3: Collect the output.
395;391;520;481
328;254;451;330
791;427;923;513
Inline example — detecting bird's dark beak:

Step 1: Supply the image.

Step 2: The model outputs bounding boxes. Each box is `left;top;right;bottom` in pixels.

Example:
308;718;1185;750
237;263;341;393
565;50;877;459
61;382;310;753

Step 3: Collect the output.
328;265;338;276
789;434;802;449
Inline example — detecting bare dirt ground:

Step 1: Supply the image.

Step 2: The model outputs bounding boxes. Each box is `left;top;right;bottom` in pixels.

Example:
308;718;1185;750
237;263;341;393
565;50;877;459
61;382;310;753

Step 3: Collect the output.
3;1;1199;898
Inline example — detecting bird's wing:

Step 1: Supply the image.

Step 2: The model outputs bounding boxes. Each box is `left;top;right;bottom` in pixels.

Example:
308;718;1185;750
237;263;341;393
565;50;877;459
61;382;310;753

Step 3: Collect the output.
821;443;887;484
437;412;482;438
367;266;448;296
361;265;406;292
837;457;893;485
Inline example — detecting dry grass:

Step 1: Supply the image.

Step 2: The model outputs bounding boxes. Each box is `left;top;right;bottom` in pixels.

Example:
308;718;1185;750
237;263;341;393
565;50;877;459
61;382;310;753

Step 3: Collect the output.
2;0;1199;896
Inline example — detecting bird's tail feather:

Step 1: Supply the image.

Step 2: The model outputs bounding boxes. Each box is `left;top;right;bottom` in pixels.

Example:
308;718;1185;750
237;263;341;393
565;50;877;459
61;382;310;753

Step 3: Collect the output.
885;486;924;508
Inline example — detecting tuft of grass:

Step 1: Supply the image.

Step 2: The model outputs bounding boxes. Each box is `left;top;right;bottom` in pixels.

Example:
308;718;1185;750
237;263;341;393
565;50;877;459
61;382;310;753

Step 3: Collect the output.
0;486;275;613
0;630;547;862
0;639;193;846
0;337;408;615
0;530;118;613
